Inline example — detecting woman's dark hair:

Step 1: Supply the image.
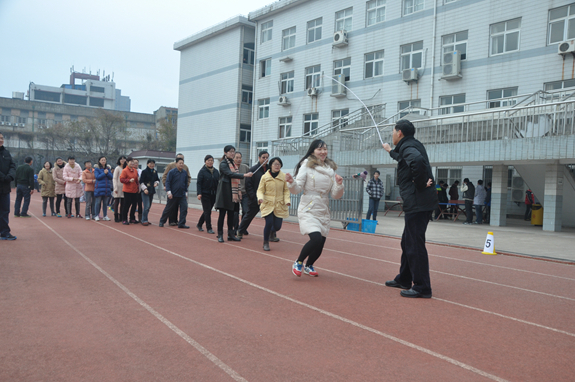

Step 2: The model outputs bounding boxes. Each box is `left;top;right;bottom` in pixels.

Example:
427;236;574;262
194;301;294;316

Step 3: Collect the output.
44;161;52;169
294;139;327;176
147;159;155;164
268;157;283;169
222;145;236;161
116;155;127;168
98;156;107;167
204;155;213;162
67;155;75;161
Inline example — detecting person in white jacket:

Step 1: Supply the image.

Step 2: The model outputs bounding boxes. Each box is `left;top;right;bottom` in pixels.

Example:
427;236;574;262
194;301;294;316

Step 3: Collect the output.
286;140;344;277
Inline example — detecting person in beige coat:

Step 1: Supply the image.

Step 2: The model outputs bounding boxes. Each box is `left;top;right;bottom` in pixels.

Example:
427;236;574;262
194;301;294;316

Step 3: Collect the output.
112;155;127;222
52;157;68;217
256;157;290;251
37;161;56;217
286;139;344;277
63;156;83;218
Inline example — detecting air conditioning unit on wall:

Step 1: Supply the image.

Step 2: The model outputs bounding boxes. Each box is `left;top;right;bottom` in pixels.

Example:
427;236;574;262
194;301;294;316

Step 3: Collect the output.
558;40;575;54
333;30;348;47
307;87;318;97
441;51;462;80
331;74;346;98
402;68;419;83
511;176;525;203
277;95;290;106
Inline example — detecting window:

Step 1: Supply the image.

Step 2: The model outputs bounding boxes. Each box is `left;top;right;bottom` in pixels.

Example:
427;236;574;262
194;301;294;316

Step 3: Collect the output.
17;117;26;124
34;90;60;103
436;167;462;187
367;0;386;26
261;21;273;43
487;87;518;108
241;85;253;104
280;72;294;94
0;115;10;123
243;43;255;65
240;125;251;143
305;65;321;89
335;8;353;31
365;50;384;78
549;4;575;44
440;94;466;114
90;86;105;93
490;18;521;56
89;98;105;107
307;18;322;43
444;0;458;3
279;117;292;138
64;94;87;105
332;109;349;128
282;27;296;51
398;99;421;117
442;31;468;61
38;119;47;126
403;0;424;15
256;141;268;157
260;58;271;78
303;113;319;135
334;58;351;81
544;78;575;91
400;41;423;71
258;98;270;119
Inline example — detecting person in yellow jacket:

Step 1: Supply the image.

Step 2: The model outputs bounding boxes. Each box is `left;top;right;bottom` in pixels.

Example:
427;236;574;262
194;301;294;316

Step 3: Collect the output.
257;157;290;251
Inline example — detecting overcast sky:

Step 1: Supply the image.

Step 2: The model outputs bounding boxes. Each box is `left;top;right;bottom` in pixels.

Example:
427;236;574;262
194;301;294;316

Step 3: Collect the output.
0;0;272;114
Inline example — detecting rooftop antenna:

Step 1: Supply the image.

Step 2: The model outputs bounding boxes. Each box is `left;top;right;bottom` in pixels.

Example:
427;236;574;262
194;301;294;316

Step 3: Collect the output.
112;72;114;82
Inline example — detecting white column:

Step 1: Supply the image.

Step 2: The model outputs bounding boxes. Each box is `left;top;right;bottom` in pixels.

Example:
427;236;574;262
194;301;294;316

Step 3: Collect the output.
490;165;508;226
543;163;563;232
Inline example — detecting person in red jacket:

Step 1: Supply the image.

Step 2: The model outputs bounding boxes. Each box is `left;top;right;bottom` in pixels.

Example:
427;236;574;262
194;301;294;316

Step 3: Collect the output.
120;157;139;225
524;189;535;221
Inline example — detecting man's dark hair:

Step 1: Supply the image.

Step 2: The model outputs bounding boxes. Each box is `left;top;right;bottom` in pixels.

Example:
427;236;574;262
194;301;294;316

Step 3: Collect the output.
84;160;91;165
258;150;269;158
454;180;460;185
147;159;155;164
204;155;213;162
126;157;134;162
176;157;184;163
24;156;33;164
67;155;75;161
477;179;483;185
175;153;184;160
374;170;380;175
395;119;415;137
463;178;470;183
235;151;242;157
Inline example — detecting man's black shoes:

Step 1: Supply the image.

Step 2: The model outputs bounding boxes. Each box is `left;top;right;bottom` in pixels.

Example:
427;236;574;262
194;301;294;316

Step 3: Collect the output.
385;280;410;290
400;288;432;298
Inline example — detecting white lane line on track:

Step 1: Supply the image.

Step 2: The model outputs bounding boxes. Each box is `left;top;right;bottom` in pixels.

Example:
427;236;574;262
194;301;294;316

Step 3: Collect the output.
95;222;509;382
32;214;248;382
165;227;575;339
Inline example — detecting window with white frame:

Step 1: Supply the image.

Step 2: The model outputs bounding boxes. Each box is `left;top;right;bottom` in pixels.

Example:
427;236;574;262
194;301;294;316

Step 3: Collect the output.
367;0;386;26
279;117;292;138
241;85;253;104
436;167;462;187
260;58;271;78
487;87;518;108
258;98;270;119
365;50;384;78
442;31;468;61
282;27;296;51
400;41;423;71
444;0;458;3
303;113;319;135
305;65;321;89
403;0;424;16
0;115;10;123
240;124;251;143
280;71;294;94
335;8;353;31
255;141;268;158
544;78;575;91
261;21;273;43
243;43;254;65
490;18;521;56
398;99;421;117
549;4;575;44
334;58;351;81
307;18;322;43
332;109;349;128
440;94;465;114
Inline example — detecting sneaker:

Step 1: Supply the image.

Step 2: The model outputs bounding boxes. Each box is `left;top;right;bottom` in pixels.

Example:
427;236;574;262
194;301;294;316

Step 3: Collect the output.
20;214;31;218
94;216;100;221
122;221;129;225
76;214;83;219
14;214;20;217
304;265;318;277
51;212;57;217
102;216;111;221
56;213;62;218
42;214;46;217
0;234;17;241
86;216;90;220
292;261;303;277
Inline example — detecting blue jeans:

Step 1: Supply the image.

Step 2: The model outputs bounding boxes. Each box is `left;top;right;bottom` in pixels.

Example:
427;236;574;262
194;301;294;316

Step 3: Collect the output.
14;185;31;215
366;198;380;220
0;192;11;236
95;195;109;217
141;191;154;223
474;205;483;224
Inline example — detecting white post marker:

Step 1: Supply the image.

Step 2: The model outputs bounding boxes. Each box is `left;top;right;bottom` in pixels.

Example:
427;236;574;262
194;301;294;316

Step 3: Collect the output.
482;231;497;255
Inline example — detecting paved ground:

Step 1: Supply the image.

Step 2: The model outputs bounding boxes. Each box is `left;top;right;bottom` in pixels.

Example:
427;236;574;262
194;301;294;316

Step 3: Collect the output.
1;193;574;381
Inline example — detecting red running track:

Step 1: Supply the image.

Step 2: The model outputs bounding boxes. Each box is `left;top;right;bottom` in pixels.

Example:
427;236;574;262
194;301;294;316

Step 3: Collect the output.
1;198;574;381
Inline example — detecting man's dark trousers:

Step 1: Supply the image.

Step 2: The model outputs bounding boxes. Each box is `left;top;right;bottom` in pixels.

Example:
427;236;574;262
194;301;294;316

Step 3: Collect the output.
14;185;31;215
394;210;432;294
197;194;215;230
238;197;259;234
0;192;11;236
464;200;473;223
160;196;188;226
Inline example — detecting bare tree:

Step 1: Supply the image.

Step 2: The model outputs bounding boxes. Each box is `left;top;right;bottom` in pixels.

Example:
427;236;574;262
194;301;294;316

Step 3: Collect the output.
85;109;128;158
157;119;177;152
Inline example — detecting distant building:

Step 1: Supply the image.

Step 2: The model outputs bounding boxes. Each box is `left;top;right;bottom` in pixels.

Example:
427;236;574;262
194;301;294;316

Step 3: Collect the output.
27;70;131;112
173;15;255;177
154;106;178;130
128;149;176;175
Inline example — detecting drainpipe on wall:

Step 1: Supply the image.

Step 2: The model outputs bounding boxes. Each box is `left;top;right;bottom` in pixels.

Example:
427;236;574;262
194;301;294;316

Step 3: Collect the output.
251;21;259;165
429;0;438;114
